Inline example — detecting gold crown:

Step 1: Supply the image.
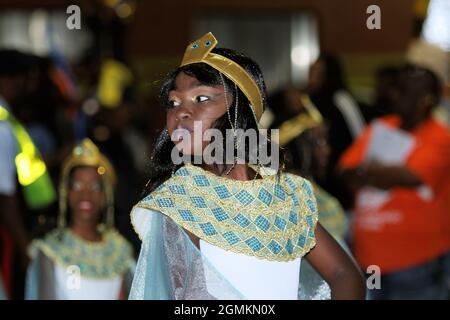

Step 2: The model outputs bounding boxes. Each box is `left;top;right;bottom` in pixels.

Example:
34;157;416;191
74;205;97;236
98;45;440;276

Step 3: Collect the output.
181;32;264;122
61;138;116;186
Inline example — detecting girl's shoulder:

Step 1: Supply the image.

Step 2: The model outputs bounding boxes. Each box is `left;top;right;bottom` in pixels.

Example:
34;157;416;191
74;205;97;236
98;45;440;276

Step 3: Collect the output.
278;170;316;199
28;228;62;258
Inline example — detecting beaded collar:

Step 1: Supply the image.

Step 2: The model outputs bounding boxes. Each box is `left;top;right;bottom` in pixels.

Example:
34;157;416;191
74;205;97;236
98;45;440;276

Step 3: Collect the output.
134;164;318;262
30;228;134;279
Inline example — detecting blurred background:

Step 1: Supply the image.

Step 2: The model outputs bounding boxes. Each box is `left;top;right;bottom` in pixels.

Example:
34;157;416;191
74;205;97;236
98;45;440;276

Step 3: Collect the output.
0;0;449;300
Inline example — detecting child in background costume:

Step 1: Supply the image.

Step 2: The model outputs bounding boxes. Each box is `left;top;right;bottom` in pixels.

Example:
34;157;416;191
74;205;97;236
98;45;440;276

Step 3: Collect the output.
129;33;365;300
26;139;135;300
275;94;352;299
276;95;349;241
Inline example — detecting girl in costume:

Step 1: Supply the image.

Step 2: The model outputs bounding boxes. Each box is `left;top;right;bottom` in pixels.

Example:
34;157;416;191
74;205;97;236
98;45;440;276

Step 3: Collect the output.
129;32;365;300
26;139;135;300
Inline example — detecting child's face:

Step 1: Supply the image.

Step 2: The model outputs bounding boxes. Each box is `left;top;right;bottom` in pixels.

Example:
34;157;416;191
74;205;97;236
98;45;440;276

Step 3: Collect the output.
166;72;231;155
68;166;105;226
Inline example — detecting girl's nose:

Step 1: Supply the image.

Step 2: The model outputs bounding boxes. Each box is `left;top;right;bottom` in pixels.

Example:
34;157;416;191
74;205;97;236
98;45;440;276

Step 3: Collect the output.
175;104;192;122
79;187;93;198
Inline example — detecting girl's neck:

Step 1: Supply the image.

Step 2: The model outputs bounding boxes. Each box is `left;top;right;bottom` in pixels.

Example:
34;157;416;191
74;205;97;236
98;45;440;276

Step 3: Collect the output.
70;220;102;242
203;163;258;181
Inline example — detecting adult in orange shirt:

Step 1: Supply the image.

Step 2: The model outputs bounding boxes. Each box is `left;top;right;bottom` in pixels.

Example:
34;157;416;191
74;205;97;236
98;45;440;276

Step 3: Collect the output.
339;64;450;299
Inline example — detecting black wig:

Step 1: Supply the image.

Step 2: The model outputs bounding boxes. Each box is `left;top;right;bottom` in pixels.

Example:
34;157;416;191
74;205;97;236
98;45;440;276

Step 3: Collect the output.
141;48;284;198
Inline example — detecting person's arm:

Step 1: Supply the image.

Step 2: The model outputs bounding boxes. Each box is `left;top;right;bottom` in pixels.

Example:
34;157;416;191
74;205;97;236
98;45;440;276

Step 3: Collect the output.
305;223;366;300
340;162;422;190
0;124;30;268
118;257;136;300
337;122;373;192
118;277;128;300
0;193;30;268
339;120;450;192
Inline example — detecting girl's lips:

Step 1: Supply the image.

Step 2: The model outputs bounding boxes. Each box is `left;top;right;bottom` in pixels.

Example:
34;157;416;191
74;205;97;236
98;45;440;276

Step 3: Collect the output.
78;200;93;211
177;125;193;133
173;126;193;141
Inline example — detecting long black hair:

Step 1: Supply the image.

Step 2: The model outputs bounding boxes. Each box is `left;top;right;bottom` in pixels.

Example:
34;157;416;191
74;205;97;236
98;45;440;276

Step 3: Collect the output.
141;47;284;198
310;52;347;97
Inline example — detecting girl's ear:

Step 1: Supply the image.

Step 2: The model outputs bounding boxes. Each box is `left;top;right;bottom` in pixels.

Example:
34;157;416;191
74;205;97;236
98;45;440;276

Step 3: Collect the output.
422;93;434;104
418;94;436;114
101;192;107;211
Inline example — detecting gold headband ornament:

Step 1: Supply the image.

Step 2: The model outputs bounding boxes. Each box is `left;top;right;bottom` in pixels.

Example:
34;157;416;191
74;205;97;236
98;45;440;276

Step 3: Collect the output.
180;32;264;122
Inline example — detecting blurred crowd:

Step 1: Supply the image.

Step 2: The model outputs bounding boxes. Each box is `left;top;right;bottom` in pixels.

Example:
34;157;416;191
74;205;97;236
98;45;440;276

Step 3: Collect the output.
1;1;450;300
0;2;151;299
267;50;450;300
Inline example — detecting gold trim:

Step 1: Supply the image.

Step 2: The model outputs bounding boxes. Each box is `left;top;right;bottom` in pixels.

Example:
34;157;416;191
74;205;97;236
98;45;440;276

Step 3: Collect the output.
278;95;324;146
181;32;264;122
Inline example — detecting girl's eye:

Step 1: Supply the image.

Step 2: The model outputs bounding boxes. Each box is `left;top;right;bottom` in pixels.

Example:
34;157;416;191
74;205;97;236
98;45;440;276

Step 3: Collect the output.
196;95;210;103
91;182;102;192
70;181;103;192
70;181;83;191
167;99;180;108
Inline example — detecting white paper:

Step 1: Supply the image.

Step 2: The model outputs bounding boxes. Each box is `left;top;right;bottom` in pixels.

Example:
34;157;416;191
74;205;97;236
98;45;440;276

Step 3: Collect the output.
357;120;431;215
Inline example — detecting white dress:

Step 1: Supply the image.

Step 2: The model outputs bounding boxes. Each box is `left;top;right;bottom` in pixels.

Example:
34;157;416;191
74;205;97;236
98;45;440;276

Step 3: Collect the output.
26;228;135;300
200;239;301;299
53;264;122;300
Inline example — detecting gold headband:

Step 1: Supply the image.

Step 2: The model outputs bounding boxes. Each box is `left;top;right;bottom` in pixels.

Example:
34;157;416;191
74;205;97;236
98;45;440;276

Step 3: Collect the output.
278;95;324;146
59;138;116;229
180;32;264;122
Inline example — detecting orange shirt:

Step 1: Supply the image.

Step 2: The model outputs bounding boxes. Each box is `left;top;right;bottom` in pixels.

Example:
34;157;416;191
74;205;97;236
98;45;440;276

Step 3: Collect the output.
340;115;450;274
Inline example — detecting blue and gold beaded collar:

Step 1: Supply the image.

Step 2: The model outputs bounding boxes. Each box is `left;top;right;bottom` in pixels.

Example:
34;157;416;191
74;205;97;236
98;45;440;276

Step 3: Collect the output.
134;164;318;262
30;228;134;279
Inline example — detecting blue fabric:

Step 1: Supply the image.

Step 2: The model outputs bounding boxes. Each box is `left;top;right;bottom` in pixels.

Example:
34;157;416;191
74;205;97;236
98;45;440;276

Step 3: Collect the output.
129;211;244;299
132;212;172;299
25;253;41;300
0;276;6;300
442;250;450;283
368;257;448;300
